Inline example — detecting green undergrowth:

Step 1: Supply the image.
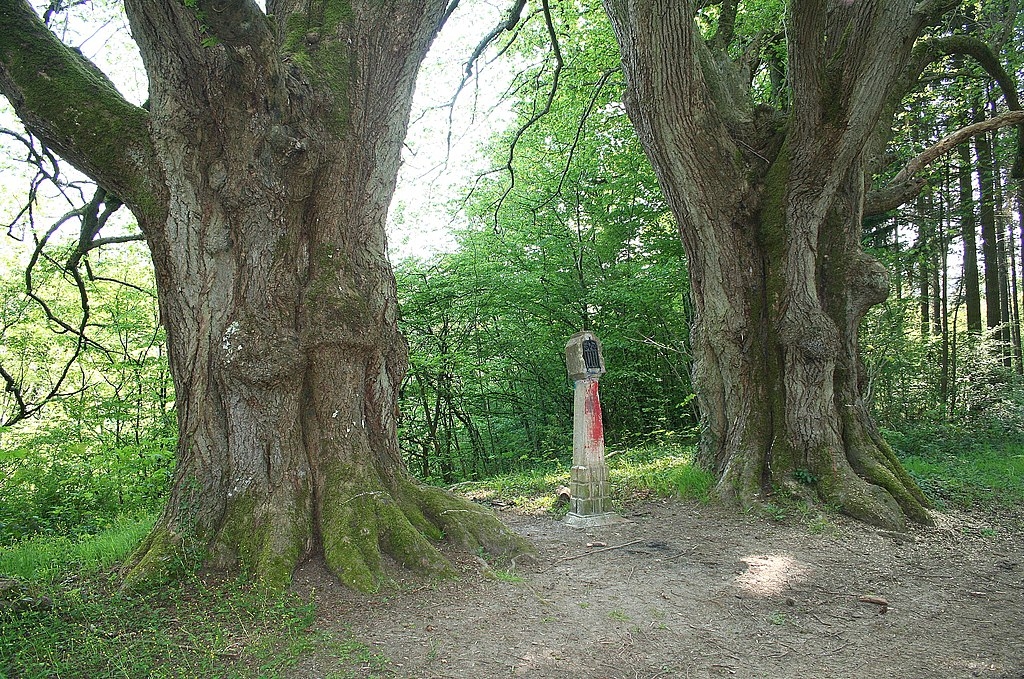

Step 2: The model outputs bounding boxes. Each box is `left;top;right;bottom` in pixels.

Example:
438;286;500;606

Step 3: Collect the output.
1;573;386;678
899;452;1024;509
1;518;388;678
448;442;713;513
885;426;1024;509
0;512;155;582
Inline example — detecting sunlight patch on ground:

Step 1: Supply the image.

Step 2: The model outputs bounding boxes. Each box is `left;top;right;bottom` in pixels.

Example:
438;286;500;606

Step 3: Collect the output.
733;553;810;597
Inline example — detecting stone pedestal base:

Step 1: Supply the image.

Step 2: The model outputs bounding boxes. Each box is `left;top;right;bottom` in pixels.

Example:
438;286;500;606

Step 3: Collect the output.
562;511;627;529
568;464;611;516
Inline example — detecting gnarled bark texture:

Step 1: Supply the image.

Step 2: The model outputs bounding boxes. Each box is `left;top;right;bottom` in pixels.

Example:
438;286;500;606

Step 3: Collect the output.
0;0;528;590
602;0;942;529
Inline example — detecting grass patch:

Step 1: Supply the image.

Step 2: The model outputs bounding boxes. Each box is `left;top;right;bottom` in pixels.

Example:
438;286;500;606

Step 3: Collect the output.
451;465;570;513
491;568;524;584
0;512;156;582
608;443;714;504
900;451;1024;509
0;570;388;678
451;442;713;512
884;425;1024;509
0;515;388;678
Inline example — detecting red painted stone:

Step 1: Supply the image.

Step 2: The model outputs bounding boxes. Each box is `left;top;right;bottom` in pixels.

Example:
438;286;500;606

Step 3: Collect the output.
585;379;603;441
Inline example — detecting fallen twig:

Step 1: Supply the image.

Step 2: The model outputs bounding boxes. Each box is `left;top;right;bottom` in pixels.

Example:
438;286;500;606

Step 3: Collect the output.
857;595;889;614
556;539;643;562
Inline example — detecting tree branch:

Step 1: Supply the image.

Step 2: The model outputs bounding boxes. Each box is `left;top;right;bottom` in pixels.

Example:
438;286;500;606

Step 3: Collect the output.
898;34;1023;176
906;35;1019;109
0;127;63;240
865;110;1024;216
461;0;528;84
195;0;273;50
439;0;461;32
555;69;615;197
711;0;738;49
0;359;88;427
0;181;147;426
66;189;126;269
0;0;165;222
493;0;563;229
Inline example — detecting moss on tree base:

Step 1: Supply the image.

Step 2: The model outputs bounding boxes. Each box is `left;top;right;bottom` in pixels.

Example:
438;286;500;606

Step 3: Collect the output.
712;426;933;531
123;474;533;594
321;476;532;592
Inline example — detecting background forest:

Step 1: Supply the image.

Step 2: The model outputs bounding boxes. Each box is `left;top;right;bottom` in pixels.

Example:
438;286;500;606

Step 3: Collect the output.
1;0;1023;553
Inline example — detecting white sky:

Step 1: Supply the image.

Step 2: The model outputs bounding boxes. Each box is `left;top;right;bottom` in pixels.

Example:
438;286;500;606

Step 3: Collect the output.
0;0;514;263
390;1;517;260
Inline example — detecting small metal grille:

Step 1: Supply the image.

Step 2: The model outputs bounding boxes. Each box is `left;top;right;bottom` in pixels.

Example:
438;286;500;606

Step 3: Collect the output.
582;338;601;370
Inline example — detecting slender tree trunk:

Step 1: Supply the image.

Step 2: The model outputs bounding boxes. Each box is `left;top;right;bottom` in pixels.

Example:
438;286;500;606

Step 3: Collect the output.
940;201;950;401
893;221;904;301
932;249;943;338
993;167;1013;367
998;214;1014;367
948;273;963;419
1018;183;1024;368
976;107;1003;341
958;142;983;333
413;372;442;479
1007;216;1022;372
916;199;932;339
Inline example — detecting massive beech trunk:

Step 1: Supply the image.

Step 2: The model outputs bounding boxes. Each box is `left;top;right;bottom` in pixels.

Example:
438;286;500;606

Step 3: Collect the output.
0;0;526;589
602;0;941;528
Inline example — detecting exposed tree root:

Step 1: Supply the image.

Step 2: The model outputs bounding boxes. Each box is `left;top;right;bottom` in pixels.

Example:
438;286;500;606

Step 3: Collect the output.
122;524;190;589
710;429;933;531
123;474;533;593
321;477;532;591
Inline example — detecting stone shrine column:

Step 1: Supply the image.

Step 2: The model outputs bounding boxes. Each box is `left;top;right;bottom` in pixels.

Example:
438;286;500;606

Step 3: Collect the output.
564;331;621;528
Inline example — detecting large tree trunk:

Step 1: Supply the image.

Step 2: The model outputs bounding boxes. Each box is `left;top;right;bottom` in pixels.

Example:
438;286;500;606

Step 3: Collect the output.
604;0;932;529
0;0;533;590
117;1;527;590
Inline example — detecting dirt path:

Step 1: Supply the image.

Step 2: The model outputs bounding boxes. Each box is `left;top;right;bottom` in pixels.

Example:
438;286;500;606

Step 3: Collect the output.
295;501;1024;679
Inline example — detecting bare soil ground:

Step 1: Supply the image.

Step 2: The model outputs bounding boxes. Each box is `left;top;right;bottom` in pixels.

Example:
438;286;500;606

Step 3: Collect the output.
294;500;1024;679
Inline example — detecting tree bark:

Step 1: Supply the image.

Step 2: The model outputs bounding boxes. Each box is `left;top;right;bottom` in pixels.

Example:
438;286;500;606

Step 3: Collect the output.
0;0;528;590
603;0;933;529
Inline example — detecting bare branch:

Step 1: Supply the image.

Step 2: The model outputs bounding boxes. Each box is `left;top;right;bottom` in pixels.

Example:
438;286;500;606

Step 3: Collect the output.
0;127;65;240
416;0;535;176
461;0;528;84
0;181;150;426
67;188;125;269
41;0;90;25
556;69;615;197
85;271;155;299
493;0;563;229
438;0;461;33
